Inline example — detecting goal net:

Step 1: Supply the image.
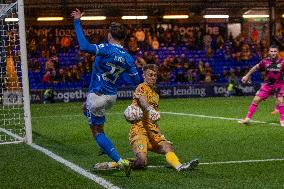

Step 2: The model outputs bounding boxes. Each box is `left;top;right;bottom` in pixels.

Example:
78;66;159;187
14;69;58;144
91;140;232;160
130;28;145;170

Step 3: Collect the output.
0;0;32;144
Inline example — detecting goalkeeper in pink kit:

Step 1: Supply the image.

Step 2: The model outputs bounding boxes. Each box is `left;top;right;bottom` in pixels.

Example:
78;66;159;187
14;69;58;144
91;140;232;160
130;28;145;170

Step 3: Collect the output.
239;45;284;126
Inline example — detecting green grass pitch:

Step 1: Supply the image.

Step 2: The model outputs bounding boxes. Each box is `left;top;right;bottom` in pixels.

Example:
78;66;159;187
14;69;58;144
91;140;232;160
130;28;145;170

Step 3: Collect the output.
1;97;284;189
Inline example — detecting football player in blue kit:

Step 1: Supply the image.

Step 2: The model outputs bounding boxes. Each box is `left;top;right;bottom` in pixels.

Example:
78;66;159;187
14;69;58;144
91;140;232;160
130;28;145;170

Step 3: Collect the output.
71;8;140;177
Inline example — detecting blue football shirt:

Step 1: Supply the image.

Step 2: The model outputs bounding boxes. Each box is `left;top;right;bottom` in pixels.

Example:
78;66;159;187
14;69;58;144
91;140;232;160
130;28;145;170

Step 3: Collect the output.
74;19;140;95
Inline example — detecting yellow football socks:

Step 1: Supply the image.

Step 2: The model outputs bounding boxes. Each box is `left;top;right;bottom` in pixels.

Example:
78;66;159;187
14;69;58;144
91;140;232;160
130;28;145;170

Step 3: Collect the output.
165;152;182;170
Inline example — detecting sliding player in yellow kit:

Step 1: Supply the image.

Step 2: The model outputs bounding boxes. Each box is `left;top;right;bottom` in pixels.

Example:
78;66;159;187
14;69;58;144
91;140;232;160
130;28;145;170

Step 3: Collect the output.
94;64;199;172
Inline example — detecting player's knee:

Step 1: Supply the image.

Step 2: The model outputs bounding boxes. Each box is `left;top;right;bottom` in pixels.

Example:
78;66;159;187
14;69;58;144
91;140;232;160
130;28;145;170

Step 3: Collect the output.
133;153;147;169
91;126;104;136
133;158;147;169
160;141;174;153
252;97;261;104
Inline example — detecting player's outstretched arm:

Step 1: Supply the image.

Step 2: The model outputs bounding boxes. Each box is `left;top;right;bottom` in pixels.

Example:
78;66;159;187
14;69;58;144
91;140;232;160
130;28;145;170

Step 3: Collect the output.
241;64;259;84
128;69;140;85
71;8;97;53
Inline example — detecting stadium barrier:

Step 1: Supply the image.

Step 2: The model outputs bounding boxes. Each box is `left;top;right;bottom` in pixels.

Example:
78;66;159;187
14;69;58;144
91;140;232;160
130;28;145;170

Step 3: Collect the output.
29;83;260;103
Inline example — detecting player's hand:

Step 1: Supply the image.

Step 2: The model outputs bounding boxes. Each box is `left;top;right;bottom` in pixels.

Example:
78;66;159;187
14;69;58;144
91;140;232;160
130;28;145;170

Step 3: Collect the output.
71;8;83;20
241;76;249;84
147;107;160;122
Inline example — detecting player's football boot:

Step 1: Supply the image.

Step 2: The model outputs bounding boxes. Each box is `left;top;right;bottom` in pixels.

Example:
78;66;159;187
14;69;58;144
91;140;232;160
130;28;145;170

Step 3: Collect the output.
178;159;199;171
93;162;118;170
238;118;251;124
271;110;279;115
119;159;132;177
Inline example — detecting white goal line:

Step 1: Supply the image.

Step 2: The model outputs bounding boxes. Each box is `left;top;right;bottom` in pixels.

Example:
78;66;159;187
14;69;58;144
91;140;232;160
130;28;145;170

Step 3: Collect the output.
147;158;284;168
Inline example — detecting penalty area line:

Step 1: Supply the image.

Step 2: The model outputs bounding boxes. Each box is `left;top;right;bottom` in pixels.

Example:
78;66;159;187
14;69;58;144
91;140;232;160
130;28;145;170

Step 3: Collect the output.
161;111;279;126
32;111;279;126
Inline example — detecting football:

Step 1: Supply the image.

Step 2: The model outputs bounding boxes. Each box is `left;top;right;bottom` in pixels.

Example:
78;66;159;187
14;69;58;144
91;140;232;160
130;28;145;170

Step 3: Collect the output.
124;105;143;123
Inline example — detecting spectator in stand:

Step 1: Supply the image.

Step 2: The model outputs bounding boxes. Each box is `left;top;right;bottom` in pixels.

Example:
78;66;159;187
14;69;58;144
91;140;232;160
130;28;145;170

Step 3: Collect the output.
186;68;194;82
63;67;70;82
174;63;187;83
158;59;172;83
77;62;84;74
235;67;243;79
39;37;48;52
232;36;242;61
157;25;165;43
151;36;159;50
49;44;58;57
206;47;214;58
164;29;173;46
180;54;187;65
216;34;224;49
172;25;182;45
187;58;196;70
221;67;229;82
41;50;49;59
45;58;55;72
135;27;146;49
204;71;212;84
228;68;239;85
241;44;252;61
251;27;259;44
187;28;195;51
51;70;59;84
42;71;51;84
197;60;205;81
203;32;212;49
135;57;147;69
28;39;38;58
57;68;66;83
51;56;59;70
261;47;269;59
204;62;212;73
61;35;72;53
71;65;81;81
29;58;41;72
195;31;204;50
128;36;138;54
224;45;232;60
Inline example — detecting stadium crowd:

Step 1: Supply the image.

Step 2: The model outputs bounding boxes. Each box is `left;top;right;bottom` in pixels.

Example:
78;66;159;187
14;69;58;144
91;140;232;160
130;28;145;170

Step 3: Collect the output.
26;24;274;90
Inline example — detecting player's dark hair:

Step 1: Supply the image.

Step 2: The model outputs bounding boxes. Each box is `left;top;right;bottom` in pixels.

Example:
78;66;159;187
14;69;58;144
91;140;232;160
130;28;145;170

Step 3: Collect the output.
142;64;158;72
109;22;127;41
269;44;278;49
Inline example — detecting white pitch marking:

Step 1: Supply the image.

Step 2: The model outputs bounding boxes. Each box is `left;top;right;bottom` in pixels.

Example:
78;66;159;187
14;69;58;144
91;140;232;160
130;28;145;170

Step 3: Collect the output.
0;128;120;189
32;111;279;126
30;143;120;189
160;111;279;126
147;158;284;168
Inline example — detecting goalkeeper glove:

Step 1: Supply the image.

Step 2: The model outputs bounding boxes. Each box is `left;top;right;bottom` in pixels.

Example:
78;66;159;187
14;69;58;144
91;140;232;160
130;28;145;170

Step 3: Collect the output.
146;106;160;122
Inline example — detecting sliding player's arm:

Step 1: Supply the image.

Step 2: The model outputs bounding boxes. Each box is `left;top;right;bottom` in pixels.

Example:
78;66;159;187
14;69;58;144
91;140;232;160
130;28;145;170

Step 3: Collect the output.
134;86;160;122
72;9;97;53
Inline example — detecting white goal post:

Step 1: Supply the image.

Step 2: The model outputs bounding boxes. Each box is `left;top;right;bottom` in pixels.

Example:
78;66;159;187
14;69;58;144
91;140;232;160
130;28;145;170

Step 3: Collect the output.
0;0;32;144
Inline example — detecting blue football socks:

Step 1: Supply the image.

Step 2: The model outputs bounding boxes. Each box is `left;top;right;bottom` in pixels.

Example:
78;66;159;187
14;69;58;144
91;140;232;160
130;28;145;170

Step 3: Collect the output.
95;133;121;162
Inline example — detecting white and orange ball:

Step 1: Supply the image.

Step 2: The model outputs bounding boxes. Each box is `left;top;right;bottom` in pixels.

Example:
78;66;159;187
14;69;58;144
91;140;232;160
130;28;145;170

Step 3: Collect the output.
124;105;143;123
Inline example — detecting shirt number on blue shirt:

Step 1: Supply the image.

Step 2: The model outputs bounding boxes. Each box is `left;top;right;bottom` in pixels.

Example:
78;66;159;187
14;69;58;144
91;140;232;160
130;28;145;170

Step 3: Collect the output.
102;62;125;84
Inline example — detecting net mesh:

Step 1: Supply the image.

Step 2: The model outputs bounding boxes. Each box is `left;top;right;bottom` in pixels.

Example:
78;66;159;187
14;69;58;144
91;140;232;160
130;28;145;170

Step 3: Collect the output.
0;2;25;144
